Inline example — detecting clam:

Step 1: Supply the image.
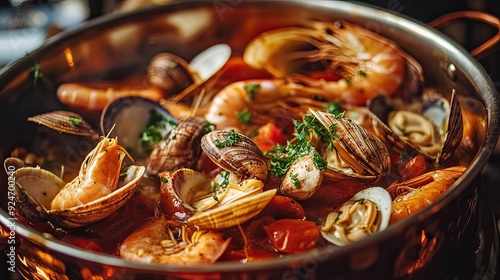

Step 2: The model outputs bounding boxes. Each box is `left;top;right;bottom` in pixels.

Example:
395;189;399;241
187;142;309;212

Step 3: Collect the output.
28;110;99;139
320;187;392;246
309;109;391;182
100;96;178;159
279;154;323;200
146;116;210;176
201;129;268;183
149;44;231;103
4;157;145;228
159;168;276;230
368;89;463;164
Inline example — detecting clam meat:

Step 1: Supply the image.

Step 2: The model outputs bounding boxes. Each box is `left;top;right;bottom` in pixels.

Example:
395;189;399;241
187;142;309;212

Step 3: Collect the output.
321;187;392;246
369;89;463;164
159;168;276;230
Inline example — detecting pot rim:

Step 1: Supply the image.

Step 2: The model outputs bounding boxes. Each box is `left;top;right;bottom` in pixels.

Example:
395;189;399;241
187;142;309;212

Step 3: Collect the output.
1;0;499;273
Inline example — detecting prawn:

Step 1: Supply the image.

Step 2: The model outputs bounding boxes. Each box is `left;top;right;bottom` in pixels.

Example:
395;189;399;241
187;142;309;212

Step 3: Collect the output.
387;166;466;224
50;135;132;210
204;79;327;133
243;20;423;105
119;216;231;265
57;78;165;110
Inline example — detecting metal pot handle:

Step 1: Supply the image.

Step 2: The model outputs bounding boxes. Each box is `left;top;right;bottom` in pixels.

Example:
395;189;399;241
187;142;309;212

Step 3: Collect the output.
428;11;500;60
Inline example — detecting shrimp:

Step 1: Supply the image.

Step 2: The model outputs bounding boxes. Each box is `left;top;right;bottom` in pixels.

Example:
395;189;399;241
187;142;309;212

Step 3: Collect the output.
50;135;131;210
243;20;423;105
204;79;327;133
57;81;165;110
387;166;466;224
119;216;231;265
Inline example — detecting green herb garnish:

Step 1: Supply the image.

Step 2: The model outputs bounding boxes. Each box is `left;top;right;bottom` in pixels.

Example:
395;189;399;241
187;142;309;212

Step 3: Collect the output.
290;173;300;188
30;62;43;84
141;125;163;144
204;122;215;133
344;77;351;85
209;171;230;202
264;116;328;178
400;150;411;162
160;176;168;183
326;101;345;119
69;117;82;126
243;83;260;100
214;129;240;148
140;109;177;149
237;108;252;123
358;70;367;77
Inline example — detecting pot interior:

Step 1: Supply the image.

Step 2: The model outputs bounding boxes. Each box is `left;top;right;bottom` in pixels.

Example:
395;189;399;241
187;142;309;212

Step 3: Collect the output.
0;0;498;277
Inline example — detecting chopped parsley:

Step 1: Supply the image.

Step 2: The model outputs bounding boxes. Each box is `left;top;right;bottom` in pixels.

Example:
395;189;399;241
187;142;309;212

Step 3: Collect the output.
264;116;329;178
141;125;163;144
344;77;351;85
243;83;260;100
237;108;252;123
399;150;412;162
204;122;215;133
30;62;43;84
140;109;177;149
290;173;300;188
358;70;367;77
326;101;345;118
210;171;230;201
214;129;240;148
160;176;168;183
69;117;82;126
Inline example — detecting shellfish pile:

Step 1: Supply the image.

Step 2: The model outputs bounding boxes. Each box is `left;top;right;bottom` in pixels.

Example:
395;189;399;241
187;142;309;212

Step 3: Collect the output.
5;19;469;265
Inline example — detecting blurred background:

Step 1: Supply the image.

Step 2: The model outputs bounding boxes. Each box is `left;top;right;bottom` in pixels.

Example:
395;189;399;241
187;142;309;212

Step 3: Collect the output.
1;0;500;279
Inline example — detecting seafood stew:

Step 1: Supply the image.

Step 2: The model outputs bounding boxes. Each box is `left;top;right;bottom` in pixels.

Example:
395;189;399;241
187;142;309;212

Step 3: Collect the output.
0;1;497;277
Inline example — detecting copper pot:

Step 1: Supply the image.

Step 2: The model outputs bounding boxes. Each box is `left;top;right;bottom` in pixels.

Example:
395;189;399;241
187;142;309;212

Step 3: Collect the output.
0;1;499;279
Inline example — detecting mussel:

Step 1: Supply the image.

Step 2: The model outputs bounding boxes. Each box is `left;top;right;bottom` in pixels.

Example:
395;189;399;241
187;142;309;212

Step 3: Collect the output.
320;187;392;246
368;89;463;164
100;96;178;159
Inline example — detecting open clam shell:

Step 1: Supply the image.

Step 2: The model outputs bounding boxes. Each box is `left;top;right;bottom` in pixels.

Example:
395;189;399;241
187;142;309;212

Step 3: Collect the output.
309;109;391;182
7;159;145;228
187;188;277;230
100;96;178;159
160;168;276;230
368;90;463;164
7;164;64;222
50;165;145;228
320;187;392;246
165;43;231;103
201;130;268;182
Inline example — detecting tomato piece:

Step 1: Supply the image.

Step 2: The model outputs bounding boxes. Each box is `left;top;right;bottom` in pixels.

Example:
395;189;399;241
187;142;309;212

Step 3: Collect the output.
252;122;290;152
61;235;104;253
399;154;428;181
262;195;306;220
264;219;319;254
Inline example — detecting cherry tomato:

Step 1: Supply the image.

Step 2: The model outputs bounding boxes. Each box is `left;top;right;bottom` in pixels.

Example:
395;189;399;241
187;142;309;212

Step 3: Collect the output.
252;122;289;152
262;195;306;220
264;219;319;254
399;154;427;181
